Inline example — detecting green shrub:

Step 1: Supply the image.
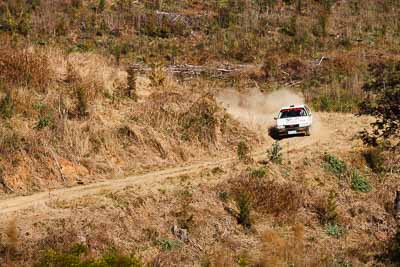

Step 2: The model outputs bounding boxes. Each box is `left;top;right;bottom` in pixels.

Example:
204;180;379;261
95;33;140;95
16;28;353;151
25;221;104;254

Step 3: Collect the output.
98;0;106;12
323;153;346;177
34;116;50;130
235;191;252;229
155;238;183;251
325;223;344;238
238;255;251;267
250;167;267;178
33;103;54;130
268;141;282;164
350;170;371;193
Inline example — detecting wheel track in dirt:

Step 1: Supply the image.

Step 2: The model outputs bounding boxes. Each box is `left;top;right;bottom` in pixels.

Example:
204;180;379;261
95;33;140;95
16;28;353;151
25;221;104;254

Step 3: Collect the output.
0;139;321;216
0;113;338;216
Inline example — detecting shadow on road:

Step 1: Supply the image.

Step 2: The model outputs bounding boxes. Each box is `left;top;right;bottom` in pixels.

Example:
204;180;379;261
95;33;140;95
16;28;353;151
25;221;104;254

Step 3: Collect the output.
268;126;281;140
268;126;305;141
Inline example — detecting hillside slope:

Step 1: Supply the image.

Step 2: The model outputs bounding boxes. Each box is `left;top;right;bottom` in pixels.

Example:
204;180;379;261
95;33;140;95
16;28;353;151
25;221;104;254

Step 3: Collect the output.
1;113;399;266
0;0;400;266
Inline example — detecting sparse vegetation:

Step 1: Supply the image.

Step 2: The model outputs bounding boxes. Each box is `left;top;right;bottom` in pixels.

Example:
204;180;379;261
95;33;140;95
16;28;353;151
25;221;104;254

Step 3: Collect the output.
260;224;315;266
325;223;345;238
0;90;14;119
250;167;267;178
4;218;18;263
155;238;183;251
235;191;252;229
359;61;400;149
268;141;283;164
75;87;89;118
350;170;372;193
218;191;229;202
126;66;138;101
0;0;399;266
236;141;249;161
231;173;304;216
387;227;400;263
323;153;347;177
363;148;385;173
35;244;144;267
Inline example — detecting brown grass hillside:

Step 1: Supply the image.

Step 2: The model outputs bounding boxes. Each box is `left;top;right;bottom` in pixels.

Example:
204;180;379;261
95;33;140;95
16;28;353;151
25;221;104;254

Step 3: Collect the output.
0;114;399;266
0;0;399;266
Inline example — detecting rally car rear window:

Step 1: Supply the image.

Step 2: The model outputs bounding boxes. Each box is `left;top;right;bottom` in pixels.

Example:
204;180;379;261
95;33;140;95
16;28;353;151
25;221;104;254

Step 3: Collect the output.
279;108;307;118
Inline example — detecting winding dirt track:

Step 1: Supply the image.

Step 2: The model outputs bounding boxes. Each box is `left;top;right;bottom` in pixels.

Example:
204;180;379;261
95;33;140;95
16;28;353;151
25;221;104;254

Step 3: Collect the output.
0;142;318;216
0;112;354;217
0;152;262;216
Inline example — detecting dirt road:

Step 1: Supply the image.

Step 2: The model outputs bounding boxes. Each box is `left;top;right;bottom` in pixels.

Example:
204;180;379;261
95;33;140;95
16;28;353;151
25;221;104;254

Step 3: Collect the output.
0;113;368;217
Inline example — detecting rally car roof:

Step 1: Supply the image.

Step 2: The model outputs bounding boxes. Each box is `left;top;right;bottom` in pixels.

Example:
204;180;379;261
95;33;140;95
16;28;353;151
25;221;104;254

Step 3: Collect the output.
279;104;308;110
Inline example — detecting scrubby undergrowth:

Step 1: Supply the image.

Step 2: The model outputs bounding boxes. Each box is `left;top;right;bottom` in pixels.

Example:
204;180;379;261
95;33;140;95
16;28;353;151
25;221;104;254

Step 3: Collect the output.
1;136;399;266
0;44;259;194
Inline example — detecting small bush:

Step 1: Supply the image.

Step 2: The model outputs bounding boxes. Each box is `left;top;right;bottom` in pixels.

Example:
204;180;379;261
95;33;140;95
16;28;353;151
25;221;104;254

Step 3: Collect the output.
235;191;252;229
34;116;52;130
98;0;106;12
250;167;267;178
75;87;89;118
312;13;328;37
268;141;282;164
326;191;338;223
323;153;346;177
325;223;344;238
314;191;339;225
350;170;371;193
0;90;15;119
149;63;166;87
237;141;251;162
155;238;183;251
180;97;219;145
363;148;385;173
218;191;229;202
0;127;24;155
231;174;304;216
126;66;138;101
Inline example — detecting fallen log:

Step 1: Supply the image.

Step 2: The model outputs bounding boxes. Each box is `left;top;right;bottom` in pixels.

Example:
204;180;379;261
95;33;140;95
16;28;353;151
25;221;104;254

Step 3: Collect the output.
129;63;244;78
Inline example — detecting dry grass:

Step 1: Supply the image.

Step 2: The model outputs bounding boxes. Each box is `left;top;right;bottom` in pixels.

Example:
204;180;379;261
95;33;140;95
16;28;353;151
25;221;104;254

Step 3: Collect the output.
4;217;18;263
0;48;258;194
230;172;304;216
1;140;399;266
0;44;53;91
0;1;399;265
261;225;303;267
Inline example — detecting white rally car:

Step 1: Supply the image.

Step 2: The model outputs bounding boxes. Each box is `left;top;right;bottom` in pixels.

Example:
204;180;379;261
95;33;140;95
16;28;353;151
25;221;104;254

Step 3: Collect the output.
274;104;313;137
